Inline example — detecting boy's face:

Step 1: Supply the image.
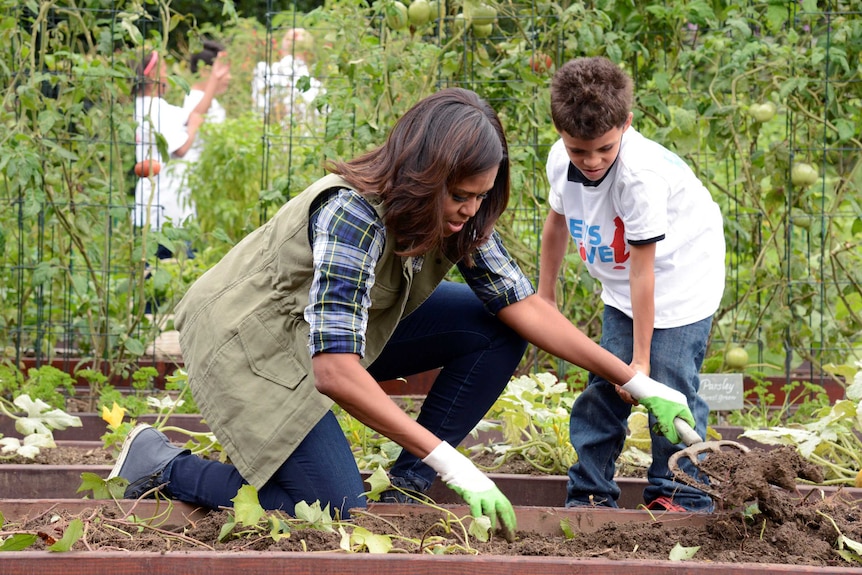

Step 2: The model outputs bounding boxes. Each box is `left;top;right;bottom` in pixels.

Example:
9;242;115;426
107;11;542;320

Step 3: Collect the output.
559;112;633;182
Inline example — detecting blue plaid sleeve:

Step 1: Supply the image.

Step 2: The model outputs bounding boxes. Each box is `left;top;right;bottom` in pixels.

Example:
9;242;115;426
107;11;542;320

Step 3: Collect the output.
305;188;385;357
458;230;535;314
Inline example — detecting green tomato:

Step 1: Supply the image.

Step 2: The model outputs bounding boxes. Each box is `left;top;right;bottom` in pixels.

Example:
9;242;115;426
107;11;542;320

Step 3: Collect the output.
725;347;749;370
791;209;813;230
791;163;819;187
470;2;497;24
428;0;444;19
452;12;467;32
748;102;777;123
408;0;431;26
472;22;493;38
385;1;409;30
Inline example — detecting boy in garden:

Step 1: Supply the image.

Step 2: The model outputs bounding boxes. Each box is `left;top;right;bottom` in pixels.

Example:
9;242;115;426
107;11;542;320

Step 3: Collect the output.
538;56;726;512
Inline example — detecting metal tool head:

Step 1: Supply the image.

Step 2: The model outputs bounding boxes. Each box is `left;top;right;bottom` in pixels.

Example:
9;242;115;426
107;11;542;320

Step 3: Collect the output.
668;439;751;500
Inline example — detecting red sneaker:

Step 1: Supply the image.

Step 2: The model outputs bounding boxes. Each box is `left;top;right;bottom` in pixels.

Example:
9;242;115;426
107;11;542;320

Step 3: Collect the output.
645;496;688;512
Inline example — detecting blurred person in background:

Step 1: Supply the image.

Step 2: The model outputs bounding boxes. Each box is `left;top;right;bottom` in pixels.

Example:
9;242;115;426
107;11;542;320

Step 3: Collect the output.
132;47;230;258
251;27;321;129
182;39;232;172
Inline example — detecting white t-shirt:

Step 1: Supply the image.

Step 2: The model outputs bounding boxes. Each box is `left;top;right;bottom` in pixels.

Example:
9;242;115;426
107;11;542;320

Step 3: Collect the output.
145;90;228;227
546;127;725;328
251;55;321;127
182;90;226;165
132;95;192;230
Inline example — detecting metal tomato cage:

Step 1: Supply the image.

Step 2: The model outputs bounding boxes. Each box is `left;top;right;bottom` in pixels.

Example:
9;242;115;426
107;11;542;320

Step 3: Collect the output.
2;1;858;408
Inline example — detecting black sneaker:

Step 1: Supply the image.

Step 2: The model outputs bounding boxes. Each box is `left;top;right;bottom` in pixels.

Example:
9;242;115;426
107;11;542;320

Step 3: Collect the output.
378;475;428;504
107;424;188;499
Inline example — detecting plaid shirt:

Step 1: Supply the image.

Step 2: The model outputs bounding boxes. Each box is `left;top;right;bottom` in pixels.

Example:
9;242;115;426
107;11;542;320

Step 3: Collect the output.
305;188;534;357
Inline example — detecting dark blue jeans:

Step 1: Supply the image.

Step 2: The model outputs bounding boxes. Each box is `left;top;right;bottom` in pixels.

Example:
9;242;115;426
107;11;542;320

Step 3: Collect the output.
165;281;527;518
565;306;713;511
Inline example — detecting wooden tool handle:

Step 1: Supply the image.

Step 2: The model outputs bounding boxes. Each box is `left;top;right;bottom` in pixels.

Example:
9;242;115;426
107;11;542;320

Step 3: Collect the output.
673;417;704;446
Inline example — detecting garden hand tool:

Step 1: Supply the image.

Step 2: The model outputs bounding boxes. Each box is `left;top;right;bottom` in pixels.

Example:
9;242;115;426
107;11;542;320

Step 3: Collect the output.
667;417;750;500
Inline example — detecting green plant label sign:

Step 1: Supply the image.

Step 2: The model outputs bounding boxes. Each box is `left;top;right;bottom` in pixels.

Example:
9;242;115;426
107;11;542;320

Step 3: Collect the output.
697;374;743;411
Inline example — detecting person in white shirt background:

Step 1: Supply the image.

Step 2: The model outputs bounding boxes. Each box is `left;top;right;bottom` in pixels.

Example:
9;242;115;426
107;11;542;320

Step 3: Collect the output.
132;47;231;258
251;27;321;130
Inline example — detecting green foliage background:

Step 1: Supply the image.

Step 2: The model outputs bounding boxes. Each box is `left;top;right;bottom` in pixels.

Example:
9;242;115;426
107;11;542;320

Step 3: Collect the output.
0;0;860;386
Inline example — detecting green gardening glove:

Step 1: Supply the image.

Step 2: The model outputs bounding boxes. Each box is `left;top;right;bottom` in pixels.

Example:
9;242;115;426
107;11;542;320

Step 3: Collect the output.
621;372;695;445
423;441;517;541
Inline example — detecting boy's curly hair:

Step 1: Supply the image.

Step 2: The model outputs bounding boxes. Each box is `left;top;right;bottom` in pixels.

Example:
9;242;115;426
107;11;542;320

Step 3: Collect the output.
550;57;633;139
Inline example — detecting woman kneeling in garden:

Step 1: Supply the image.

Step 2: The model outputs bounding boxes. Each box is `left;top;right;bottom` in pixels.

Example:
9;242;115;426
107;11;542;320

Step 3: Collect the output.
109;87;694;538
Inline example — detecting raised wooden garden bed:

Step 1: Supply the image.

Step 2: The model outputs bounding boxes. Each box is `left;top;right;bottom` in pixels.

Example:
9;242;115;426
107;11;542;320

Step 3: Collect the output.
18;354;436;395
0;455;597;505
16;355;846;405
2;552;851;575
2;438;860;571
19;356;182;391
0;410;765;447
1;499;860;573
2;447;860;508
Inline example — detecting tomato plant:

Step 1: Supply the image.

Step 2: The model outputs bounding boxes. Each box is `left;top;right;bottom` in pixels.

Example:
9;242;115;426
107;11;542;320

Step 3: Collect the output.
2;0;860;395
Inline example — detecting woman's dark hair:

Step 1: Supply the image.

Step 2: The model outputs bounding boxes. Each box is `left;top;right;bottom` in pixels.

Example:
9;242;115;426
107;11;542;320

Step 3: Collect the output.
190;39;225;74
329;87;510;266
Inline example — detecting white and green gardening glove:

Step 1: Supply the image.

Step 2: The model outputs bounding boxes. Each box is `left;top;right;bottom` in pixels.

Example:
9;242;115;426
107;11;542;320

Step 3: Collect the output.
423;440;516;541
621;372;695;445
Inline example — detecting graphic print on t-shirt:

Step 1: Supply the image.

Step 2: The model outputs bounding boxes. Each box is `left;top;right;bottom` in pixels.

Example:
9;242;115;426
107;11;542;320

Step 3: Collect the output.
571;216;629;270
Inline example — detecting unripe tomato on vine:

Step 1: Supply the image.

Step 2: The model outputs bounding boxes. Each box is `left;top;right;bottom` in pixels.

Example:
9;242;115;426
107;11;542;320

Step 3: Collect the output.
791;163;818;187
385;1;409;30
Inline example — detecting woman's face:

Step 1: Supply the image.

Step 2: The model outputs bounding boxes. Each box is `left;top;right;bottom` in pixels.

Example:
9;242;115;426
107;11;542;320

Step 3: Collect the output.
442;166;498;237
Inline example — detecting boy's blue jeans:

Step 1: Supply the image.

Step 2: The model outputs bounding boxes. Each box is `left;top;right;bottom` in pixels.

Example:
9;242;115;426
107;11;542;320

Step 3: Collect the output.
165;281;527;518
565;306;713;512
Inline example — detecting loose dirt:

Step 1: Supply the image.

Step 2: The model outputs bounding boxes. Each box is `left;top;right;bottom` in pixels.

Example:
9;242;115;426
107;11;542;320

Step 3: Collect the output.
4;445;862;566
4;446;115;465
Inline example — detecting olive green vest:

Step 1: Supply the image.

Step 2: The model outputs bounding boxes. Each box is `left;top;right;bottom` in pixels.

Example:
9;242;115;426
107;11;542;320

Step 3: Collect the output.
175;174;454;488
